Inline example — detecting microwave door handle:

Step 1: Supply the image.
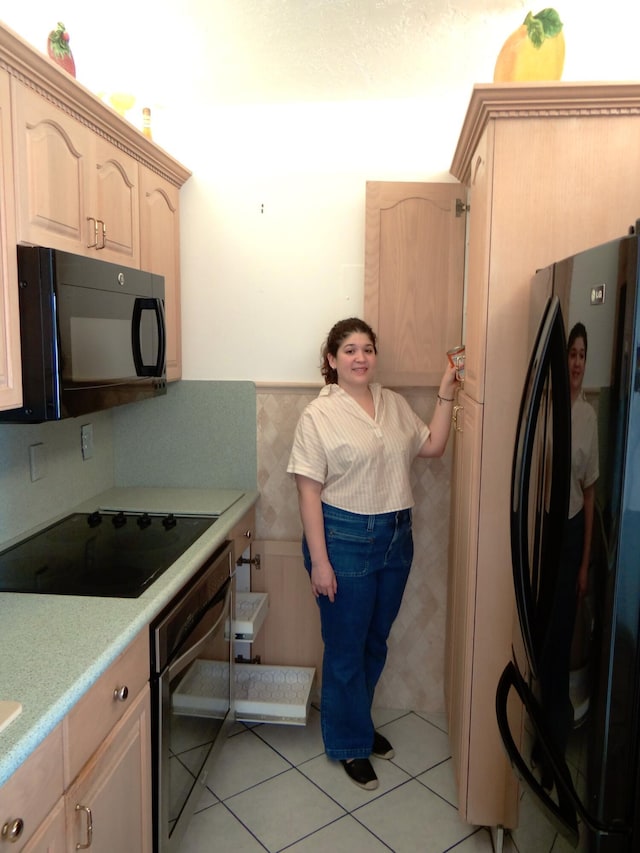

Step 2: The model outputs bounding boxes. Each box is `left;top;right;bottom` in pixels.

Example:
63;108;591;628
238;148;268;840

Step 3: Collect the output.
155;298;166;376
132;297;165;376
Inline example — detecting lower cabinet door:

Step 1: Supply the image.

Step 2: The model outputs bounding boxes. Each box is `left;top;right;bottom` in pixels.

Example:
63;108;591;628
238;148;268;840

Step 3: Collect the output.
66;686;152;853
22;798;66;853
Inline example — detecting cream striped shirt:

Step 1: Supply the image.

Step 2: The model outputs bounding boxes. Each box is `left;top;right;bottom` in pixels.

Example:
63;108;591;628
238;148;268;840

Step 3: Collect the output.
569;393;599;519
287;383;431;514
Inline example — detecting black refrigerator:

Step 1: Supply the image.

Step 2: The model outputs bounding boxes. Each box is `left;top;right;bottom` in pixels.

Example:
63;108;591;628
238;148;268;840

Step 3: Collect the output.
495;224;640;851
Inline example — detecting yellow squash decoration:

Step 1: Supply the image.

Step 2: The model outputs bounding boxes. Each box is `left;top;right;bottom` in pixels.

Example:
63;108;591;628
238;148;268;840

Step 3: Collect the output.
493;8;565;82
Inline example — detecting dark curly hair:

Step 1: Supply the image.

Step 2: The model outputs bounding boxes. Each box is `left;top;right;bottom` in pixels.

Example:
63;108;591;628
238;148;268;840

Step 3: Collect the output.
320;317;377;385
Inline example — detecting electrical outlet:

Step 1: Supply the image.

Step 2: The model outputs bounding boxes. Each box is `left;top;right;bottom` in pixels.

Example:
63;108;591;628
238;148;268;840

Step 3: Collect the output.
81;423;94;460
29;443;46;481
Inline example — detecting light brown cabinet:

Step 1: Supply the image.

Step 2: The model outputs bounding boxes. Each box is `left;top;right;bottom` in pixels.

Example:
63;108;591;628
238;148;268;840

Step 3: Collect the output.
0;724;64;850
250;540;323;676
0;631;151;852
12;81;140;267
139;167;182;382
444;390;482;795
229;506;256;566
20;798;65;853
0;68;21;411
445;82;640;830
0;22;191;394
65;686;151;853
364;181;465;386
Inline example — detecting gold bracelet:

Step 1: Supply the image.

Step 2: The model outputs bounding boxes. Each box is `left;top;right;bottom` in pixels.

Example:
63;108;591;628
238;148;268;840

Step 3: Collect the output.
437;394;454;403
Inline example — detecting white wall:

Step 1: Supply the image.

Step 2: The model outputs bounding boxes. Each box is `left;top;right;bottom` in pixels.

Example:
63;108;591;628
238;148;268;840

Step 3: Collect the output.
4;0;640;382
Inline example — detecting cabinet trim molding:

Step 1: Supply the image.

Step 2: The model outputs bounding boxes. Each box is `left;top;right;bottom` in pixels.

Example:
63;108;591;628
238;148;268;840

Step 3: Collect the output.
451;81;640;184
0;23;190;189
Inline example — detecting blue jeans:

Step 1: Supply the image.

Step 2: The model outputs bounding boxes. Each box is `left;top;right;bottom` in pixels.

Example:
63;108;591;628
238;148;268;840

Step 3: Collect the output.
302;503;413;760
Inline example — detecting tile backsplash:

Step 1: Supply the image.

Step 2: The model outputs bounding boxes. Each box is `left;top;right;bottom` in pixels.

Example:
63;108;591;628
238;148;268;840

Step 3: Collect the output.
112;380;257;491
0;381;257;544
0;412;114;544
256;385;453;712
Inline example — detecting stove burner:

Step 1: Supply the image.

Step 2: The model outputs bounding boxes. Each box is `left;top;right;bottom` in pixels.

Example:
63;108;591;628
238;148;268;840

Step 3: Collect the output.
0;511;219;598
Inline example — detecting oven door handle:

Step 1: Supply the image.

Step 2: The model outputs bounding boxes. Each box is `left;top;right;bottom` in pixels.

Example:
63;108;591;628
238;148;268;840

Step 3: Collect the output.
167;583;231;680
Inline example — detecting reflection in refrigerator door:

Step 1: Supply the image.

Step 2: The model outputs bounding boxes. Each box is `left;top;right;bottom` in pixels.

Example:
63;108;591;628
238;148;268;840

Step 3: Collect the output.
496;225;640;852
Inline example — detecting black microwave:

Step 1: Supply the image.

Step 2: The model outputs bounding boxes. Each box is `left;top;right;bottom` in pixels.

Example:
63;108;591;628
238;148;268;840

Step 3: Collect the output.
0;246;166;423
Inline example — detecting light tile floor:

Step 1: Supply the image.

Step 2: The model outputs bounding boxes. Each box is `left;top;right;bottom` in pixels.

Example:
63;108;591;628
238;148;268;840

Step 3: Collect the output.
178;706;525;853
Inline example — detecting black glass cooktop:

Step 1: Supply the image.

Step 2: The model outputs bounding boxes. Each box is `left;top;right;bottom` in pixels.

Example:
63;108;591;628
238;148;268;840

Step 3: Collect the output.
0;511;218;598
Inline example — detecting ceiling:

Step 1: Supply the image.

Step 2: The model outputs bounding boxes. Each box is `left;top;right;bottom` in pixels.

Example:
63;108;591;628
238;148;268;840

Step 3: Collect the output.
169;0;523;103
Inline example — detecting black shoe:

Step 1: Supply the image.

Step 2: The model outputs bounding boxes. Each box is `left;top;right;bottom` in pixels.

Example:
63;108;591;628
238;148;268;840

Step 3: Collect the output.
341;758;379;790
372;731;394;759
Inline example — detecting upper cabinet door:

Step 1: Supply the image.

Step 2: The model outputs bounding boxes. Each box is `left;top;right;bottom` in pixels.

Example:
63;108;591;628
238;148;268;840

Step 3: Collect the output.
139;167;181;381
0;69;22;410
12;80;91;253
12;81;141;266
91;139;140;267
364;181;465;386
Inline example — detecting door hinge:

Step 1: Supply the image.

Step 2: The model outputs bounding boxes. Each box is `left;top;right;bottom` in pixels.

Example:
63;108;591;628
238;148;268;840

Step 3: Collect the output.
456;199;470;217
237;554;261;570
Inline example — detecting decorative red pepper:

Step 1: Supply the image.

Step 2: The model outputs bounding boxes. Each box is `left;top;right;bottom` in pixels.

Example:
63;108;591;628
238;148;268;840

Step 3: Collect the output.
47;22;76;78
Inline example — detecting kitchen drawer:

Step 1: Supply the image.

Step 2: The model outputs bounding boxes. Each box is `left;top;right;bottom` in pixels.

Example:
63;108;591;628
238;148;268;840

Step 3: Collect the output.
172;660;315;726
235;664;315;725
0;723;64;850
62;631;149;786
233;592;269;641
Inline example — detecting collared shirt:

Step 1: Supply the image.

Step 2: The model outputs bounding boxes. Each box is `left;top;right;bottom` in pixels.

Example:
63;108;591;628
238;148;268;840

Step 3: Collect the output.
287;383;430;514
569;392;599;519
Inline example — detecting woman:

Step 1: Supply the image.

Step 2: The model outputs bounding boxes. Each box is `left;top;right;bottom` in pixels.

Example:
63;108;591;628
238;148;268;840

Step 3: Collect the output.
287;317;458;790
536;321;599;787
566;322;598;601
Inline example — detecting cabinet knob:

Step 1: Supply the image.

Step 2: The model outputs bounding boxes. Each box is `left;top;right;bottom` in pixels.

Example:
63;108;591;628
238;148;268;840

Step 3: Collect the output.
113;685;129;702
1;818;24;842
244;529;252;539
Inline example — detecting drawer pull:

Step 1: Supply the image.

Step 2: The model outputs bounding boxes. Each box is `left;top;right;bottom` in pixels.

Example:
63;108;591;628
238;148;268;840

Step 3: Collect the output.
75;804;93;849
1;818;24;842
113;685;129;702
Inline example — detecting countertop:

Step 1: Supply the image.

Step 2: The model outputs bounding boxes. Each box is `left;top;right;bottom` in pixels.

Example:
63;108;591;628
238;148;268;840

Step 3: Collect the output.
0;486;258;788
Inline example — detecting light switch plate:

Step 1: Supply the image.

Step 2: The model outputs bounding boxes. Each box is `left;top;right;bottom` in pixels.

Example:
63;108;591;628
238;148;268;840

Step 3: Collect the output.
81;423;94;460
29;442;46;481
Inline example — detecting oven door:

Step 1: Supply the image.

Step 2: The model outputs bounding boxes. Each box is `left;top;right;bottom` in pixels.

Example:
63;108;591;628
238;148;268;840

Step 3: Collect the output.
152;546;234;853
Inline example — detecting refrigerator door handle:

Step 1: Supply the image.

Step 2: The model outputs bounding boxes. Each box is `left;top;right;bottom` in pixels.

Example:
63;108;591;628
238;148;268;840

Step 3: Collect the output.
497;660;630;843
496;660;579;846
510;295;571;678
